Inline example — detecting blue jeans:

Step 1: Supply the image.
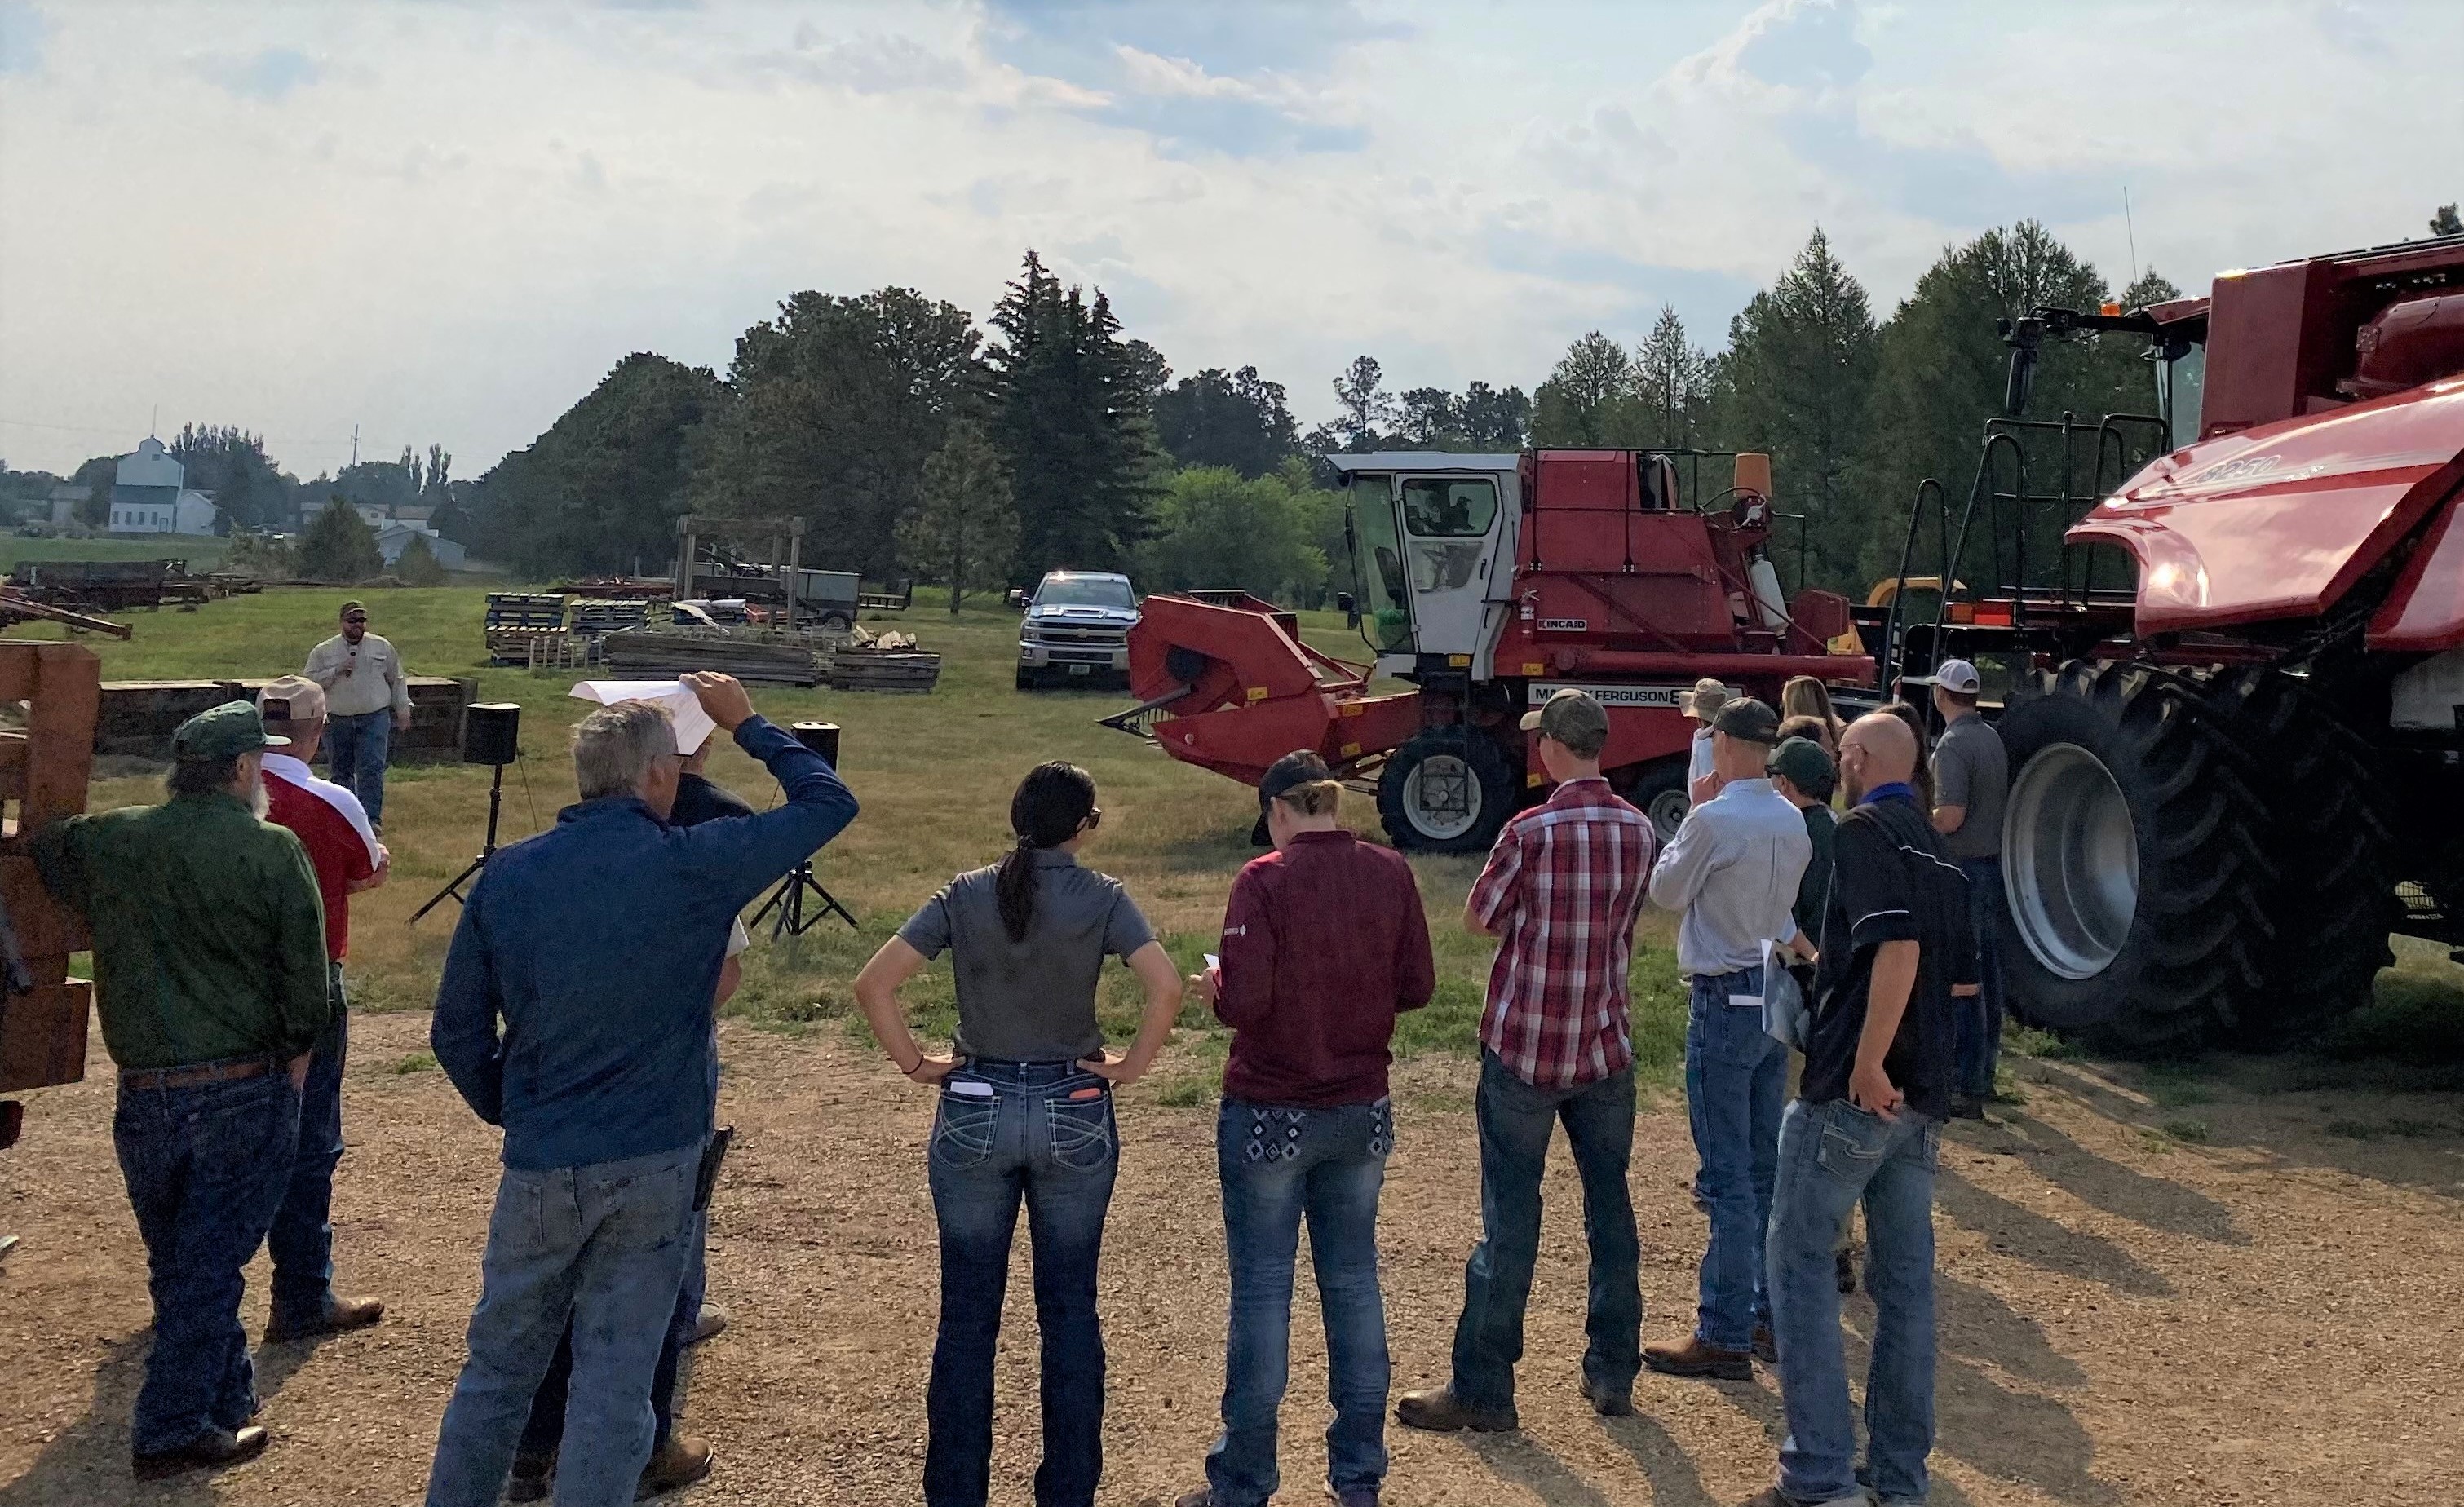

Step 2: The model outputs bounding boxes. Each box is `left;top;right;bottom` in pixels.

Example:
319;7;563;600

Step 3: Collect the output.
1767;1098;1940;1507
926;1060;1118;1507
269;967;347;1332
425;1142;699;1507
515;1210;704;1460
113;1066;302;1454
1956;857;2006;1097
325;709;392;827
1205;1098;1394;1507
1449;1052;1640;1409
1685;966;1787;1349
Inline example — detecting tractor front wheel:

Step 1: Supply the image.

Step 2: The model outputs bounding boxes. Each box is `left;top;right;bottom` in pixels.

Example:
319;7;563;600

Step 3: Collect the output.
1378;727;1518;855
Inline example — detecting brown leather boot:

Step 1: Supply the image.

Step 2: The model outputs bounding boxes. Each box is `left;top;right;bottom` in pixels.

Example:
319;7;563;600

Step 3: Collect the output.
263;1294;385;1343
1752;1324;1778;1366
636;1434;714;1500
133;1425;269;1479
1394;1385;1518;1433
1643;1333;1754;1381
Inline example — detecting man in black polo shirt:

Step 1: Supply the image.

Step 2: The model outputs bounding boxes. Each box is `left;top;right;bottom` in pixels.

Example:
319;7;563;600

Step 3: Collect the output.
1751;713;1974;1507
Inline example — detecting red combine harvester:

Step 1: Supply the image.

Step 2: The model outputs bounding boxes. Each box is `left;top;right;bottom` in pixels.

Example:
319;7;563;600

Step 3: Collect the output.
1878;232;2464;1051
1113;449;1875;852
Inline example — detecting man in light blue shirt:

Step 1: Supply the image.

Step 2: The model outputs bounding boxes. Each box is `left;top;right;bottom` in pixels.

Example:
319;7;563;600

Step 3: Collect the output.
1643;696;1813;1381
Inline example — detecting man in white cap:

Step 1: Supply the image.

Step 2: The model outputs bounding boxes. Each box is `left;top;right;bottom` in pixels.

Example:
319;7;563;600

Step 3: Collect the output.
1684;678;1732;805
254;676;391;1343
1910;658;2008;1118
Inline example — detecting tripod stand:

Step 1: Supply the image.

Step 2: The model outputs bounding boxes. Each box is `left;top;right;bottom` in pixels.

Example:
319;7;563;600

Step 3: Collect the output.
411;760;509;925
749;860;856;939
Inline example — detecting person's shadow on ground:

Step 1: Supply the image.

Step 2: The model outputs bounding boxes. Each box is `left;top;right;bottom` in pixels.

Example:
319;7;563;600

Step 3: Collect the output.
0;1328;320;1506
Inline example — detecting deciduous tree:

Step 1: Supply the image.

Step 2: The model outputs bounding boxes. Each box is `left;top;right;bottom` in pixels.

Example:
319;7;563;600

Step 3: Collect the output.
1152;365;1298;477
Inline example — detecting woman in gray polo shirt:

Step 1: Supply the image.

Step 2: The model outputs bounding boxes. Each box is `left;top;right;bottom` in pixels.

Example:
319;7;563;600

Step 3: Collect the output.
855;761;1182;1507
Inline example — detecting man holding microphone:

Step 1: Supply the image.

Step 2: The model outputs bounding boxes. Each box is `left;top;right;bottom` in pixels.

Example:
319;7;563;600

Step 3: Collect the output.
304;600;414;829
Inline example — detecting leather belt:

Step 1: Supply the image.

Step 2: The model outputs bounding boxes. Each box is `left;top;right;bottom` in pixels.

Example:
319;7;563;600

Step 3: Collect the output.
120;1055;277;1092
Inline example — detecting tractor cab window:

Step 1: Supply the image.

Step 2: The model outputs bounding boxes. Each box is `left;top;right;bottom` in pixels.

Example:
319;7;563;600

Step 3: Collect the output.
1400;477;1498;593
1347;474;1413;652
2158;342;2206;450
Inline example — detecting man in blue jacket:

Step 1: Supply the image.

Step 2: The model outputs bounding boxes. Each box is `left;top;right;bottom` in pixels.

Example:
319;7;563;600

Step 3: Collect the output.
423;673;857;1507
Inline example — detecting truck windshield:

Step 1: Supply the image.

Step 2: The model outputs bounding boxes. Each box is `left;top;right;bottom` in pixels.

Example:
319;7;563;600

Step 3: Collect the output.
1037;578;1135;609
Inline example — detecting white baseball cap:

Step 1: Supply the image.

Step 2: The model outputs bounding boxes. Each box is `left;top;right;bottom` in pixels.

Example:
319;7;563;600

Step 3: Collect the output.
1908;658;1982;695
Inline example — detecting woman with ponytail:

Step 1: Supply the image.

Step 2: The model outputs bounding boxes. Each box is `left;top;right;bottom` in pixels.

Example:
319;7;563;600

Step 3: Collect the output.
855;761;1181;1507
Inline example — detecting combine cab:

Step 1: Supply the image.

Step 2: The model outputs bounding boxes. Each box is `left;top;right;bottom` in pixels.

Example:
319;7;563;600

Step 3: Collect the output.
1116;449;1875;852
1885;233;2464;1052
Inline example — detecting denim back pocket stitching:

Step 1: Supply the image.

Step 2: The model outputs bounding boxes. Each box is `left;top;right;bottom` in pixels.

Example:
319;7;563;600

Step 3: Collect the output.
1046;1090;1115;1172
931;1093;999;1170
1368;1100;1394;1160
1815;1104;1893;1184
1243;1106;1307;1164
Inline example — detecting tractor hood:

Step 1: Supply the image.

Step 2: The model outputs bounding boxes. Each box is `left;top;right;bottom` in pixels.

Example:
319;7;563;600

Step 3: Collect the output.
2069;375;2464;638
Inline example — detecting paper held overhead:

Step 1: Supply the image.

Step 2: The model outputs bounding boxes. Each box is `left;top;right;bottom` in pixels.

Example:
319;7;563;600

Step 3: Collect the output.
568;678;718;755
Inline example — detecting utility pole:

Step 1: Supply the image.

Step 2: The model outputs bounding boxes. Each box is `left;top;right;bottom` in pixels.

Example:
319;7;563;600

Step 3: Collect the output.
350;424;359;468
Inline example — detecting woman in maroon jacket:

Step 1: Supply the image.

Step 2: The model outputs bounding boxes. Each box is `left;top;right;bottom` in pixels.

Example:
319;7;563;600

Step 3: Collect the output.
1175;751;1435;1507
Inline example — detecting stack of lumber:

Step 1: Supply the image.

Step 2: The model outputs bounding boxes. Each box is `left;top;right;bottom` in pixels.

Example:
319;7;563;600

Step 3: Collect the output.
601;625;821;686
571;599;652;639
827;647;942;694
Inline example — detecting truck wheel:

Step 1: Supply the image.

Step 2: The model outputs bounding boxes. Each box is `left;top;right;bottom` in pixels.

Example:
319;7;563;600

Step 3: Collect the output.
1995;661;2269;1054
1617;758;1692;845
1378;727;1517;854
1015;667;1039;692
2205;669;2399;1046
817;612;853;634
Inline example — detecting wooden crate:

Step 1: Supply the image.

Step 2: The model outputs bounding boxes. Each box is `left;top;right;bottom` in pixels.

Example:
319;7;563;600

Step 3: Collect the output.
0;642;97;1094
828;650;942;694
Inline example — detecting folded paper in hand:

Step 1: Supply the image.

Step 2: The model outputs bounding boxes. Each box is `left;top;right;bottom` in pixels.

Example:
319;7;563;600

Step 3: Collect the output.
568;679;717;756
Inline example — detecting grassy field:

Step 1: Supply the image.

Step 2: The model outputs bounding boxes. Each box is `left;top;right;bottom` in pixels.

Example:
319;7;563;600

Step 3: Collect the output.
23;582;2464;1102
21;585;1689;1107
0;533;229;573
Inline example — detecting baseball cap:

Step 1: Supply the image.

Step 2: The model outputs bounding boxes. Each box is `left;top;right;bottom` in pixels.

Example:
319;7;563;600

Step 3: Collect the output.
1906;658;1982;695
255;674;327;725
1688;678;1732;721
1769;736;1837;799
339;599;367;618
1711;696;1781;744
1259;749;1334;806
173;700;288;761
1519;687;1611;751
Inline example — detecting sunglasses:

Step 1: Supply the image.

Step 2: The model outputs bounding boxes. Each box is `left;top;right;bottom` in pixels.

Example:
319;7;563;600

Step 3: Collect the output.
343;616;369;625
1082;808;1103;832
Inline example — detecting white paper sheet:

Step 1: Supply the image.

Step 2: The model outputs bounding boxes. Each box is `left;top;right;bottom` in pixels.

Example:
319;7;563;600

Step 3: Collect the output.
568;678;717;755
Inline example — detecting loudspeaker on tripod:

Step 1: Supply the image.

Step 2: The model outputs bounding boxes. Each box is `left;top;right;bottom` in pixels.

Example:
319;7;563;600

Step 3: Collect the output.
464;703;521;766
790;721;840;767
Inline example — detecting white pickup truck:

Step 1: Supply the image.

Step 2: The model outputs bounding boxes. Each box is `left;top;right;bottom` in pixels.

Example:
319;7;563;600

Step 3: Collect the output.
1015;571;1139;691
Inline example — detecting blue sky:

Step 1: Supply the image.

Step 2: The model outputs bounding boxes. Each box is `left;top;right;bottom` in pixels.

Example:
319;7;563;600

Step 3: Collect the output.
1;0;2458;476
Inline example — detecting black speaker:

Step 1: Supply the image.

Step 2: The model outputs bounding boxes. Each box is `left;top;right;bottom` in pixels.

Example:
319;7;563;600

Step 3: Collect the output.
791;721;840;768
463;703;521;767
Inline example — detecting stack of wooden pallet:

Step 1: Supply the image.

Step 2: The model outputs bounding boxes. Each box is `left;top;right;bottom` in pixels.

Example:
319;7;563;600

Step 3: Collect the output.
827;647;942;693
483;593;570;665
601;625;822;686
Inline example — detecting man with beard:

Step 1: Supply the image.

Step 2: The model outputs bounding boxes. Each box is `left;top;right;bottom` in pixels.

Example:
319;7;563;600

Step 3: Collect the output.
30;700;332;1478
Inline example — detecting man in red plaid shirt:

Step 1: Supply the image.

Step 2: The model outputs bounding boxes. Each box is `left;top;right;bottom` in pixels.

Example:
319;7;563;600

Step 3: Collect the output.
1399;688;1657;1434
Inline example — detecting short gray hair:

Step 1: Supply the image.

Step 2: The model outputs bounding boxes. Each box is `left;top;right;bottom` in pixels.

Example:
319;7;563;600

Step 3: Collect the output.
573;701;677;801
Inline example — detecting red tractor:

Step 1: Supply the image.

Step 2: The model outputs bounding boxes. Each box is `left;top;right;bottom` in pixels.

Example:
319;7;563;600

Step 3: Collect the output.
1877;232;2464;1052
1112;449;1874;852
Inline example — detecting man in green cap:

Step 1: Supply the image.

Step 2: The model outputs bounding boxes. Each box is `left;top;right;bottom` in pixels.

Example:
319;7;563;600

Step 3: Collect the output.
31;700;332;1479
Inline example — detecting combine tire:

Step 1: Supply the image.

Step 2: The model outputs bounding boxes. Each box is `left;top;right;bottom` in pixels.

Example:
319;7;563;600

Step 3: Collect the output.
1994;661;2270;1054
2203;670;2399;1046
1378;727;1517;854
1617;758;1692;845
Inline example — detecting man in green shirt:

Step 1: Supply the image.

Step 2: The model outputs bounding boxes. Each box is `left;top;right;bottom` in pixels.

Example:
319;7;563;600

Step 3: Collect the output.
32;700;331;1480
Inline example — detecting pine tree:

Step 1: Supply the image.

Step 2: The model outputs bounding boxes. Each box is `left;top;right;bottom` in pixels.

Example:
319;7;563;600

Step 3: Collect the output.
985;250;1163;575
898;421;1020;613
1715;228;1878;586
2432;203;2462;237
1459;382;1533;449
1329;357;1400;448
1632;306;1714;449
1530;332;1647;446
395;531;448;586
298;497;383;582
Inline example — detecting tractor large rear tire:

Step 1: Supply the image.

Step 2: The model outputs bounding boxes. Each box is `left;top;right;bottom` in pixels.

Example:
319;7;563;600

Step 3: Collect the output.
2203;669;2400;1047
1995;661;2271;1054
1378;727;1518;855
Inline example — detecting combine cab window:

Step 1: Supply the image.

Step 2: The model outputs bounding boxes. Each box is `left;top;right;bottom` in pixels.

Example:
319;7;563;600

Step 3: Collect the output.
1349;475;1413;653
1401;478;1498;537
2161;344;2207;450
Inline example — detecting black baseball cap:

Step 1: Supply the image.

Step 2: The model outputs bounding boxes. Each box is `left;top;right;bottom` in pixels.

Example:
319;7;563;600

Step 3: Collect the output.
1259;749;1334;806
1712;696;1781;744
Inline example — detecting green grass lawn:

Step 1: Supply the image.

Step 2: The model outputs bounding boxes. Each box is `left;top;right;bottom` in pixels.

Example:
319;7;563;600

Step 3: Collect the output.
0;533;229;573
29;585;1689;1106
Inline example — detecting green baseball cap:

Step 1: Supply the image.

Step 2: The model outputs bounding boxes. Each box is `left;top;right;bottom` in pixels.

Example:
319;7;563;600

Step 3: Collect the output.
1768;736;1837;800
1520;687;1611;752
172;700;288;761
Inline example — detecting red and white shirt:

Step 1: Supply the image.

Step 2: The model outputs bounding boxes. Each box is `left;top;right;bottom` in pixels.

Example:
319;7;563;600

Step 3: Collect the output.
1468;777;1657;1087
263;752;383;961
